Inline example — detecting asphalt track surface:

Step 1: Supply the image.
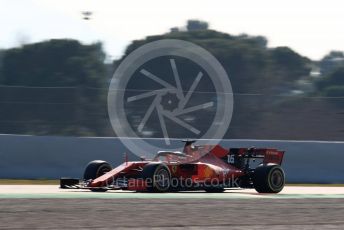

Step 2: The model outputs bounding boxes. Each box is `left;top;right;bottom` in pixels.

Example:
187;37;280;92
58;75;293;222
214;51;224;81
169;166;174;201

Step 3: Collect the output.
1;186;344;229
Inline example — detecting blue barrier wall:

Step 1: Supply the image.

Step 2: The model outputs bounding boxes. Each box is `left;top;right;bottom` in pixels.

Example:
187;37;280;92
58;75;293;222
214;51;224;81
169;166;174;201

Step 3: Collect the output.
0;134;343;183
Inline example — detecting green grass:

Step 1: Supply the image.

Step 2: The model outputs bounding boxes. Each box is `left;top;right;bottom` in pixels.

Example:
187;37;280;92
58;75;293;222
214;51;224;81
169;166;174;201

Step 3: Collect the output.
0;179;59;185
286;183;344;187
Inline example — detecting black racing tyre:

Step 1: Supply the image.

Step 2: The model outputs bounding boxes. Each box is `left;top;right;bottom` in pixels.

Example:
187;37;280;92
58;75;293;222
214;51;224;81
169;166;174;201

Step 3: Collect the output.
83;160;112;192
253;164;285;193
84;160;112;180
141;163;171;192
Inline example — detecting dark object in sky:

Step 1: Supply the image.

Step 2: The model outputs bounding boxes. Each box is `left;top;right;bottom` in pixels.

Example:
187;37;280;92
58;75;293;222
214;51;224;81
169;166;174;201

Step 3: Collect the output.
82;11;92;20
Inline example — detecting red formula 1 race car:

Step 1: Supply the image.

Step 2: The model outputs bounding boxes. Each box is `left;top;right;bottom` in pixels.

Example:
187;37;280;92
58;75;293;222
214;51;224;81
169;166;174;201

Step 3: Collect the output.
60;140;286;193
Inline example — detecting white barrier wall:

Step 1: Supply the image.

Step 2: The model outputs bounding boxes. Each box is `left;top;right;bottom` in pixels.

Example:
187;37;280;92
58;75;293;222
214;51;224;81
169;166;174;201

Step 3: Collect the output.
0;134;343;183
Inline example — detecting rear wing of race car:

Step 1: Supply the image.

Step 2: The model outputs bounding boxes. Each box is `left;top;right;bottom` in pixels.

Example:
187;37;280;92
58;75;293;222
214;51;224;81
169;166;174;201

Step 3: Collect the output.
227;147;285;169
247;148;284;165
211;145;285;170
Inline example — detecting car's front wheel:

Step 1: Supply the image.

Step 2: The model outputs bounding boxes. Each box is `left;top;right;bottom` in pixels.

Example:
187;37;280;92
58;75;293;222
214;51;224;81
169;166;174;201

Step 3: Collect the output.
84;160;112;192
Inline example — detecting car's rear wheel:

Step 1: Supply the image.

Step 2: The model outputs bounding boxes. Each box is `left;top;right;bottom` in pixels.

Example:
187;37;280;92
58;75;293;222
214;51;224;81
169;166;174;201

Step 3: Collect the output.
142;163;171;192
84;160;112;192
253;164;285;193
